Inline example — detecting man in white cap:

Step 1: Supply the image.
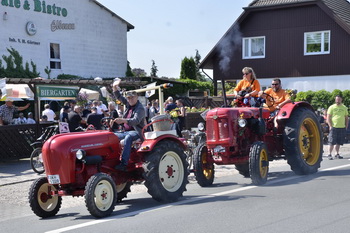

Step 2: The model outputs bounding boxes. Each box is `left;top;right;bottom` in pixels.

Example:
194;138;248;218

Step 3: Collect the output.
112;80;145;171
0;98;30;125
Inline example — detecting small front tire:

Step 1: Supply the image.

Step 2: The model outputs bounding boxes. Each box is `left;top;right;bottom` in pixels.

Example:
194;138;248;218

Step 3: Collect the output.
28;177;62;218
193;142;215;187
249;141;269;185
85;173;117;218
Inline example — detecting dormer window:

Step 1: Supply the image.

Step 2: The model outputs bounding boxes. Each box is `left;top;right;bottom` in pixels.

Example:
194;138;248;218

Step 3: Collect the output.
304;30;330;55
242;36;265;59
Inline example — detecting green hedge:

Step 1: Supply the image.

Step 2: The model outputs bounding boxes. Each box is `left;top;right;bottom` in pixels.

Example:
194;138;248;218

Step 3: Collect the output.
295;89;350;112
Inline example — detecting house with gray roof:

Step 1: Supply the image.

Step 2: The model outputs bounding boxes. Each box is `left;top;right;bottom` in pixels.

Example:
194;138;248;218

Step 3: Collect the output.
200;0;350;93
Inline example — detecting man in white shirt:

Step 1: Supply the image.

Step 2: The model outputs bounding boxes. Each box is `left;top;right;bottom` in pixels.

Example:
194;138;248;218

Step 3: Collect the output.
42;104;56;121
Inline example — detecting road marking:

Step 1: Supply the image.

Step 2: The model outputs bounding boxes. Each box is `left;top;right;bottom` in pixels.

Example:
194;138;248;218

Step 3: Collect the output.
46;163;350;233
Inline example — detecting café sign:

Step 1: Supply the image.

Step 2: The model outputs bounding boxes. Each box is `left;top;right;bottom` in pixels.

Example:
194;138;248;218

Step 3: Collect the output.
37;85;78;98
1;0;69;17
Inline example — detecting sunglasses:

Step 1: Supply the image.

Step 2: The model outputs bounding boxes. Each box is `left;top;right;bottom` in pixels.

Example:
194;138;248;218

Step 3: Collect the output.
272;83;279;86
243;72;251;75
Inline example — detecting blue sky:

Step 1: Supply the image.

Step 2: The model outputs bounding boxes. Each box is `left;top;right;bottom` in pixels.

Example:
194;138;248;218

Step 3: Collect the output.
98;0;252;78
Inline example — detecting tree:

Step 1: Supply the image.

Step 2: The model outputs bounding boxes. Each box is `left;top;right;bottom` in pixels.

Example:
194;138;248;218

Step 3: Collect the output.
150;60;158;77
132;68;147;77
180;56;196;80
194;50;206;81
0;47;39;78
125;61;134;77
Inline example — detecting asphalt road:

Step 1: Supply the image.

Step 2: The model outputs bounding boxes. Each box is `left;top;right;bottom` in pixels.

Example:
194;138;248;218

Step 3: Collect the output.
1;146;350;233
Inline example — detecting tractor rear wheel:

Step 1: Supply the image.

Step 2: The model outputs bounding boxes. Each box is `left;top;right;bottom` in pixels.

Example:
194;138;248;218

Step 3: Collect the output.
28;177;62;218
85;173;117;218
143;140;189;202
235;163;250;178
116;181;132;202
283;107;323;175
249;141;269;185
193;142;215;187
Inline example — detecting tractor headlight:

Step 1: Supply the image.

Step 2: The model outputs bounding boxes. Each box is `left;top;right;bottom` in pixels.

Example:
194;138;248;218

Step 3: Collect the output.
198;122;205;132
238;119;247;128
76;149;86;160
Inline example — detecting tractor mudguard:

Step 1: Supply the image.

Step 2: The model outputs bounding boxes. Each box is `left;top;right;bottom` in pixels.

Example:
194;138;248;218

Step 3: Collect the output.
276;101;315;120
138;134;186;153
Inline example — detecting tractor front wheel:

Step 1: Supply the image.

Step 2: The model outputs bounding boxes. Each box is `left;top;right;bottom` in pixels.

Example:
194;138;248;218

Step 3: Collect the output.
283;107;323;175
249;141;269;185
193;142;215;187
85;173;117;218
143;140;189;202
28;177;62;218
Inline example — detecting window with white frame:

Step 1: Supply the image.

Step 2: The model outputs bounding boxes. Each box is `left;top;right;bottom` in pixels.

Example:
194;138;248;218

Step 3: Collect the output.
304;30;330;55
242;36;265;59
50;43;61;69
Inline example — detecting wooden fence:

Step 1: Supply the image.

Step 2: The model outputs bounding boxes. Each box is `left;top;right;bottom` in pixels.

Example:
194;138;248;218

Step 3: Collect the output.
0;123;55;161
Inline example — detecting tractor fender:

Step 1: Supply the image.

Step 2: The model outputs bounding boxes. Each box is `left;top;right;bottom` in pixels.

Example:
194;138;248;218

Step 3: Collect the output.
137;134;186;153
276;101;315;120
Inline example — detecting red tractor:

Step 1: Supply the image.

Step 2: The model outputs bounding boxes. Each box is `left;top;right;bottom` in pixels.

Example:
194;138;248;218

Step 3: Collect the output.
193;94;323;186
28;84;189;218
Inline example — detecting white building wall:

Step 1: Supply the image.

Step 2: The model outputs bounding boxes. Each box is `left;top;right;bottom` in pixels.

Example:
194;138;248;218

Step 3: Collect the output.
257;75;350;92
0;0;130;79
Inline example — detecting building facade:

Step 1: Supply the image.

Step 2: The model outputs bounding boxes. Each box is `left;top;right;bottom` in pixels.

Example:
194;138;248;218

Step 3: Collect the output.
200;0;350;93
1;0;134;79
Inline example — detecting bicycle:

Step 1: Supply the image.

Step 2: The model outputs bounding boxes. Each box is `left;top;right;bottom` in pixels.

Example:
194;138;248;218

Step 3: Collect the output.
30;125;59;174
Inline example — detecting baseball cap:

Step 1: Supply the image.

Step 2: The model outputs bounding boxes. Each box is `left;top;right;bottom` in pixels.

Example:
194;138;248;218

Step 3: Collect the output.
5;98;14;102
125;91;137;97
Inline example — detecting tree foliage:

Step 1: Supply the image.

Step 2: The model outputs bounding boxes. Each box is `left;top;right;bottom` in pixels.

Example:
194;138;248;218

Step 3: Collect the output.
150;60;158;77
0;47;39;78
180;57;196;80
125;61;134;77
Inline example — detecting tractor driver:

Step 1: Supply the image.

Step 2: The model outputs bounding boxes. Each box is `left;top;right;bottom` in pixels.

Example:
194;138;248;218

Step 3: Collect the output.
258;78;292;112
112;80;146;171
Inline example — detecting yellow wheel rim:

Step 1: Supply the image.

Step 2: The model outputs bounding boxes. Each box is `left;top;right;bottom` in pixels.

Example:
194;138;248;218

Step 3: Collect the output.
259;148;268;178
298;118;321;165
201;148;213;179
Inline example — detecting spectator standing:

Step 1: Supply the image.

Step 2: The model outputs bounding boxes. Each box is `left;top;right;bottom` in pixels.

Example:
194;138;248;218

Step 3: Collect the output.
108;101;119;131
42;104;56;121
60;101;70;114
327;95;349;160
149;100;159;120
68;105;85;132
175;99;186;135
165;97;177;113
60;105;70;122
0;98;30;125
26;112;36;124
86;107;102;130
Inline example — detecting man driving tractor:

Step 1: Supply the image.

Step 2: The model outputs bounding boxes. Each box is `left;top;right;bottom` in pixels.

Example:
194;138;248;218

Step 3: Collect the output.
112;80;146;171
258;78;292;112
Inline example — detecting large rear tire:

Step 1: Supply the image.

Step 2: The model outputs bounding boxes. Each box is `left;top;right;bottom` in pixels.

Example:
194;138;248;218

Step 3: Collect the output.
116;181;132;202
283;107;323;175
143;140;189;202
193;142;215;187
85;173;117;218
28;177;62;218
249;141;269;185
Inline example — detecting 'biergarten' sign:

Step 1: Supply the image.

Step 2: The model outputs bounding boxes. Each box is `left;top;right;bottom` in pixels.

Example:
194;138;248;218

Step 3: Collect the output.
37;86;78;98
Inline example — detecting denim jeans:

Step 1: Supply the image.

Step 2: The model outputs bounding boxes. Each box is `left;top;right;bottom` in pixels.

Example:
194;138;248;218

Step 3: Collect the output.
114;131;140;165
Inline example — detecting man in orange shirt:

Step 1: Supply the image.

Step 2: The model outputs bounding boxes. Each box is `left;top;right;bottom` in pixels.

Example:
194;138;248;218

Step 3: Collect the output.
258;78;291;112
